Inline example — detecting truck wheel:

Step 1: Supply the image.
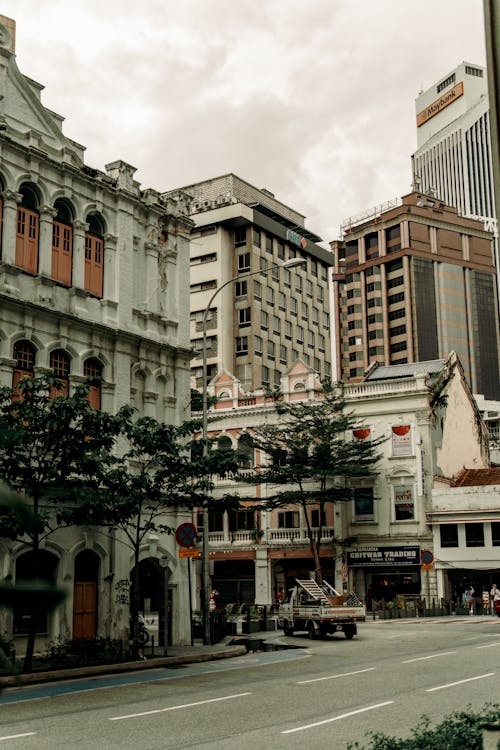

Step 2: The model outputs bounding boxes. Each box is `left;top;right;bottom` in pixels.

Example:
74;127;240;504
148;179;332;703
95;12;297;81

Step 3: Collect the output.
308;622;317;640
283;620;294;636
343;624;357;640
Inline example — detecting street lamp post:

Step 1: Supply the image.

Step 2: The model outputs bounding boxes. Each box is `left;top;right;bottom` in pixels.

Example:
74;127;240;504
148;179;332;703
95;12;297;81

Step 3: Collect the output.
200;256;306;645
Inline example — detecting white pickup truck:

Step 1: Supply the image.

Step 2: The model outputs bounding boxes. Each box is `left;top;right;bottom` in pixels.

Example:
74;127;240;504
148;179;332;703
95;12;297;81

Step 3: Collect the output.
277;578;366;640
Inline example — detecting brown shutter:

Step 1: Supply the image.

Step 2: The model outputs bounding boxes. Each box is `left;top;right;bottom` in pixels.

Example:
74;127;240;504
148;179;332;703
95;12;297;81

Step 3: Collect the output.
16;207;39;273
84;234;104;297
52;221;72;285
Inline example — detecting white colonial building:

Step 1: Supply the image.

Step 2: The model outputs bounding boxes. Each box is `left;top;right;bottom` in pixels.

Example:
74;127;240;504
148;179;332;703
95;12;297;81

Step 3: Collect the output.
199;352;493;611
0;15;194;652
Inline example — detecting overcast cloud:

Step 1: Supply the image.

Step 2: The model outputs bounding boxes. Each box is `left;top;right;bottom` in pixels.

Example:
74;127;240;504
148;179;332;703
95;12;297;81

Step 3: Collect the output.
2;0;487;246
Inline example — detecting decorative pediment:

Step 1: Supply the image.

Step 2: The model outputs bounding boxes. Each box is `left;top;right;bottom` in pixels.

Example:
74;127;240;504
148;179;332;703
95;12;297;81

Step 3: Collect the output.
0;16;85;163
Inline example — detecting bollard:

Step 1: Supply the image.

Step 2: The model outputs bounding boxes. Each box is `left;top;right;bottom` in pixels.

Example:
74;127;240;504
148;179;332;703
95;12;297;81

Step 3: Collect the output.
482;723;500;749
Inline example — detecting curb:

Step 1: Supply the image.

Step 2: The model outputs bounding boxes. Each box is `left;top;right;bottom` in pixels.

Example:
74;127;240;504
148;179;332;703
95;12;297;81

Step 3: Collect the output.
0;644;247;689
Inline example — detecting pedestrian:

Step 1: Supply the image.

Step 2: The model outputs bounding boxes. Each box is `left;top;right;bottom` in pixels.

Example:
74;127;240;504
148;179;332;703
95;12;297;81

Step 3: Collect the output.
490;584;500;615
209;589;219;612
464;585;475;615
482;587;490;615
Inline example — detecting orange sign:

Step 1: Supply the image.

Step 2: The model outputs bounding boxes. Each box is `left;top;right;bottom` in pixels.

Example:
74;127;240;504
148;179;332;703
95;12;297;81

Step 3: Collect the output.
421;563;434;571
179;547;200;558
417;82;464;127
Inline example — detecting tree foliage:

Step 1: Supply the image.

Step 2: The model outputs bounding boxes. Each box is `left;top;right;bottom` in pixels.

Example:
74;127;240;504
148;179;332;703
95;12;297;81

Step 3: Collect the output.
347;704;500;750
246;384;384;583
0;373;121;672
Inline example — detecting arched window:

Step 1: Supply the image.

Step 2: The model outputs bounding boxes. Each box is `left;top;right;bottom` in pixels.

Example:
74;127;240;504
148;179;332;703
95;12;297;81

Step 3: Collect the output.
84;213;105;297
49;349;70;397
217;435;232;452
14;550;58;634
83;357;102;409
237;432;254;468
12;340;36;389
52;199;74;286
16;184;39;274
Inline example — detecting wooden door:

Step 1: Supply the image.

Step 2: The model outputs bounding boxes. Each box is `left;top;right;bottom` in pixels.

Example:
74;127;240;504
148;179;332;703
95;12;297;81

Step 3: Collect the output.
73;581;97;640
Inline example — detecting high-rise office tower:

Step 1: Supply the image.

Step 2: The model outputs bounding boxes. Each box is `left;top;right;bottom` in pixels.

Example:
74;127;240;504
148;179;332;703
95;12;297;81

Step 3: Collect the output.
411;62;499;292
164;174;334;392
331;191;500;399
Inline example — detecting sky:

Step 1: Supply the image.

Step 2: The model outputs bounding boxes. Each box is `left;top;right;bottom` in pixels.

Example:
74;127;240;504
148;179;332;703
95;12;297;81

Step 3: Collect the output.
1;0;488;247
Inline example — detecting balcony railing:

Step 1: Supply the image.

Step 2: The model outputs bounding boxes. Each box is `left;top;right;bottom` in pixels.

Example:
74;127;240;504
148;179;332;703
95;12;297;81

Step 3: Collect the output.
208;526;335;546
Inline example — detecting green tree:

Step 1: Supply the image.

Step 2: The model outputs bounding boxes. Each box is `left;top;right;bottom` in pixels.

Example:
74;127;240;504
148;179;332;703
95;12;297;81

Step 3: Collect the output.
67;409;240;655
246;383;384;585
0;373;121;672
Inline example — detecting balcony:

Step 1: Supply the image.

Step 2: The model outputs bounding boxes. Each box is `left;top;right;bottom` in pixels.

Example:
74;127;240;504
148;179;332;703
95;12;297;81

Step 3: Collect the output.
208;526;335;547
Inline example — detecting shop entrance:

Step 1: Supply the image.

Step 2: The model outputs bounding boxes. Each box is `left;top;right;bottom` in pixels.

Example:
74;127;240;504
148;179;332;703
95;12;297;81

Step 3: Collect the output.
366;569;420;608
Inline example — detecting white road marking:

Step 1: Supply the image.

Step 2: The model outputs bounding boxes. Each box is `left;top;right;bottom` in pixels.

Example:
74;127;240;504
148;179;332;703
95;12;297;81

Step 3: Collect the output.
476;643;500;649
297;667;376;684
109;692;252;721
0;733;36;741
402;651;456;663
281;701;394;733
426;673;495;692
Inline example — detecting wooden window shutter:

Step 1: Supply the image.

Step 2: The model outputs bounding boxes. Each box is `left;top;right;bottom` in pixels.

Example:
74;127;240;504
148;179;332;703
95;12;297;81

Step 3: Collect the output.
52;221;72;285
16;207;39;273
84;234;104;297
83;359;102;410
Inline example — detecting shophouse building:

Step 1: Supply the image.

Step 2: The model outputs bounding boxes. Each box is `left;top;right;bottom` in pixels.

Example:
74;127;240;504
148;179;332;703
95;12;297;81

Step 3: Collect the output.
331;191;500;400
430;468;500;606
199;352;490;610
0;15;194;653
163;174;334;392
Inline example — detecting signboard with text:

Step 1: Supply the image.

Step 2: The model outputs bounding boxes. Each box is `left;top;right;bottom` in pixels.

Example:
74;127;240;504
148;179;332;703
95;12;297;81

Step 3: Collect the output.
346;546;420;567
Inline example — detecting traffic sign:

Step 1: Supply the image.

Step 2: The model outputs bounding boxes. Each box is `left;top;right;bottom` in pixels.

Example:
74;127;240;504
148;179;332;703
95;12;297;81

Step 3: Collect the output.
420;549;434;565
179;547;200;558
421;563;434;571
175;522;197;548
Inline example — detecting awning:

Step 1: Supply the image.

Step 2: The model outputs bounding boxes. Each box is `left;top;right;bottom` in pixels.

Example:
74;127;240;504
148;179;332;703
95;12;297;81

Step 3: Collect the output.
436;560;500;571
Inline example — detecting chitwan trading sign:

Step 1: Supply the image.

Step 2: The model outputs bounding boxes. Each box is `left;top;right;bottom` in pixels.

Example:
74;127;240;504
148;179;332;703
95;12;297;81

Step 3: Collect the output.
347;546;420;567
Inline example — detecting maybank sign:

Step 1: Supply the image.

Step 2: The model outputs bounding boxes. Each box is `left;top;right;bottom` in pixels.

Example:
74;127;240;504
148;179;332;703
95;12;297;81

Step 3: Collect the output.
416;81;464;127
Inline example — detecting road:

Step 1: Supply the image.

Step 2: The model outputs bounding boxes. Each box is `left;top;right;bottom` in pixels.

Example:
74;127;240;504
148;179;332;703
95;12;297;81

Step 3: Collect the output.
0;616;499;749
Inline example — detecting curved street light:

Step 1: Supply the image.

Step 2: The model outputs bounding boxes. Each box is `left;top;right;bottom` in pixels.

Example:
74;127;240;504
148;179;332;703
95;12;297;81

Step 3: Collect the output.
200;256;307;644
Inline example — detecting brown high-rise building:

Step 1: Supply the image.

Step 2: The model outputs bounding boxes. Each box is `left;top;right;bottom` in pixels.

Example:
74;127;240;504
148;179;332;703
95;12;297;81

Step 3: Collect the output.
331;191;500;399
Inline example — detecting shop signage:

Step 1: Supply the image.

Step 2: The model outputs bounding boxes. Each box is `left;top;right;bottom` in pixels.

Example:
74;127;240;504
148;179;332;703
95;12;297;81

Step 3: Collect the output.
416;81;464;127
179;547;200;558
286;228;307;249
346;546;420;567
391;425;412;456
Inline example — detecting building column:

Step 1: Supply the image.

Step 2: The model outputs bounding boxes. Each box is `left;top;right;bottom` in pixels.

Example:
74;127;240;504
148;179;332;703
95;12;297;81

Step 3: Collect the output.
254;546;271;606
103;233;118;301
144;241;159;310
72;220;89;290
0;356;15;387
38;205;57;277
1;190;22;265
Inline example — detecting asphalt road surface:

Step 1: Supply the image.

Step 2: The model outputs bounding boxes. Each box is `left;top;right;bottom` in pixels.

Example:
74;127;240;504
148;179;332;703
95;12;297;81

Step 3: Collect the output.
1;615;499;749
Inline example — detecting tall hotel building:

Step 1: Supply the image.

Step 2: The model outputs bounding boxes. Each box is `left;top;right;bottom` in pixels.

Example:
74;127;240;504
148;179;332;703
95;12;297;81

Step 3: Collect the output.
164;174;333;392
411;63;499;290
331;191;500;400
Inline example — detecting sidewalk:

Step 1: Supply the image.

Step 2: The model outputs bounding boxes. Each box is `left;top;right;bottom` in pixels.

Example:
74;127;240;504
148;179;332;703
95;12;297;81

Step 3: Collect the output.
0;637;249;689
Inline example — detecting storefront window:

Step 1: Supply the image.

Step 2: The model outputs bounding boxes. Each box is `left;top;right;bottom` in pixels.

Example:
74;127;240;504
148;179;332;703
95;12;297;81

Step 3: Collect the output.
393;484;415;520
